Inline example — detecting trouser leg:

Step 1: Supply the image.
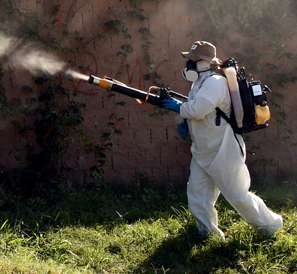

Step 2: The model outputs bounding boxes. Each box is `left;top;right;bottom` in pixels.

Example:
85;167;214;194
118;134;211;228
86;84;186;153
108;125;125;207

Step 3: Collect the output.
187;158;224;237
211;164;282;236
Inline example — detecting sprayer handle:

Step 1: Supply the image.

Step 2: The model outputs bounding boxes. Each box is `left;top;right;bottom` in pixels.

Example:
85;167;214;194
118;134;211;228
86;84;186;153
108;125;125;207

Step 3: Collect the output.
263;85;272;93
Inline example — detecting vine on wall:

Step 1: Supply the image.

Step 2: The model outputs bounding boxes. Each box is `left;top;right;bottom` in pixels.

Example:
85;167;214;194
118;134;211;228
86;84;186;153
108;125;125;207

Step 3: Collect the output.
0;0;164;200
1;0;296;195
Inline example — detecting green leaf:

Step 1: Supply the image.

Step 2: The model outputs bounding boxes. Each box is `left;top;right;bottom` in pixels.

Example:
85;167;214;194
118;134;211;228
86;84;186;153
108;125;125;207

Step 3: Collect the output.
83;137;91;144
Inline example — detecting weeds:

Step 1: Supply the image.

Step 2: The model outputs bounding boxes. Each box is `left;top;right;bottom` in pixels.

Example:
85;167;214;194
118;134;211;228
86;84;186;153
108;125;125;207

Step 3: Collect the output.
0;181;296;273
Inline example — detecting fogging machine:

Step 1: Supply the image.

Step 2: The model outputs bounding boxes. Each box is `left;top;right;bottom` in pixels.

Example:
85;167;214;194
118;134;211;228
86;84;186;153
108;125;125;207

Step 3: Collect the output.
88;75;188;106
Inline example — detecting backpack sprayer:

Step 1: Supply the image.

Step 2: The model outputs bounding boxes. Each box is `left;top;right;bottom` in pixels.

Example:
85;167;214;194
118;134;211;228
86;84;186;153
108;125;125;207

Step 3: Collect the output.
217;58;272;134
88;75;188;106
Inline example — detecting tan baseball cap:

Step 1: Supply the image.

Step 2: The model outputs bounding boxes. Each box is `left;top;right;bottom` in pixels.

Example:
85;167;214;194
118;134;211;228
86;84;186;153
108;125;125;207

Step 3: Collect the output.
181;41;222;65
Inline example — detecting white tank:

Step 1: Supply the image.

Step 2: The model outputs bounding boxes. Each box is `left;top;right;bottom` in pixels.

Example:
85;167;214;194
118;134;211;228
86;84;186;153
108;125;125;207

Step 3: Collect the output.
222;67;244;128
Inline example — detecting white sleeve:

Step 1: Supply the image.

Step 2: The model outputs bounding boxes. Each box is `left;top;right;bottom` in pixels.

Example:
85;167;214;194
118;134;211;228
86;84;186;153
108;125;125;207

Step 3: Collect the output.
180;76;226;120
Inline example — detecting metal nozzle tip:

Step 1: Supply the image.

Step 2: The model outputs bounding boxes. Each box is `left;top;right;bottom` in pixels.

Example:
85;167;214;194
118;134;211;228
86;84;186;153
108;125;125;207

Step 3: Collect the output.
88;75;94;84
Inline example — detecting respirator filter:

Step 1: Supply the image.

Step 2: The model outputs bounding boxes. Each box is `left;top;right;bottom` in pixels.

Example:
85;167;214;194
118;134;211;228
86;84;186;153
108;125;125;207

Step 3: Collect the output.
182;60;199;82
182;60;211;82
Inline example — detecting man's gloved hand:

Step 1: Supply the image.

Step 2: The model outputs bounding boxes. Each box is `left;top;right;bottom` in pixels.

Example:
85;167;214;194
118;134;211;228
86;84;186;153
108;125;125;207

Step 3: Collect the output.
162;97;183;113
178;120;189;140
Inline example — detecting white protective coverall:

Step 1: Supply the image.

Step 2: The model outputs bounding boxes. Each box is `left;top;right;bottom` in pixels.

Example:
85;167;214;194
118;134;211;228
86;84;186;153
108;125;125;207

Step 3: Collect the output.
179;70;283;237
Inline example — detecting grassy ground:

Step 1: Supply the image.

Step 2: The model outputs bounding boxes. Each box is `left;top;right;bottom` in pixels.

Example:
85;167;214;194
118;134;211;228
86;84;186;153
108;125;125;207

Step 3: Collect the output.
0;180;297;273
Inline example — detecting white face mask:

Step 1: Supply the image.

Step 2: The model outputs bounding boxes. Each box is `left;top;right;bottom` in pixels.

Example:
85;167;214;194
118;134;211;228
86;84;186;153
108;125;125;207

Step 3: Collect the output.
182;60;211;82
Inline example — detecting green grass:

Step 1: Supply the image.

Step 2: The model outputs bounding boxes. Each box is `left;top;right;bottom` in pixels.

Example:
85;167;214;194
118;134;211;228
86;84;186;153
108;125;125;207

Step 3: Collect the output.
0;181;297;273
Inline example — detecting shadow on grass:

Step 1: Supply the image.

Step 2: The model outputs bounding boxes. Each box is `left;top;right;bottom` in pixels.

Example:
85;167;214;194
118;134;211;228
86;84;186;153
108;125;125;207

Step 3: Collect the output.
0;183;189;232
0;183;283;273
135;222;269;274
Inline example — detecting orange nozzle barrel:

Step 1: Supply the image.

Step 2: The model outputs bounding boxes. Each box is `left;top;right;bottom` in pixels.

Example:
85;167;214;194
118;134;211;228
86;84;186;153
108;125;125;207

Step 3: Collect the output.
88;74;164;106
88;75;113;89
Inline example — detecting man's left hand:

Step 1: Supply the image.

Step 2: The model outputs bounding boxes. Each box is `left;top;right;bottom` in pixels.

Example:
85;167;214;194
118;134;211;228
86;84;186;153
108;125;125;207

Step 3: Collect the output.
162;97;183;113
178;120;189;140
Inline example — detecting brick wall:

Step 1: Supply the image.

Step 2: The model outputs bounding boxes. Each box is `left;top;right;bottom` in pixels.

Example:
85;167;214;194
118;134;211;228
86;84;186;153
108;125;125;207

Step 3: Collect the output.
1;0;297;184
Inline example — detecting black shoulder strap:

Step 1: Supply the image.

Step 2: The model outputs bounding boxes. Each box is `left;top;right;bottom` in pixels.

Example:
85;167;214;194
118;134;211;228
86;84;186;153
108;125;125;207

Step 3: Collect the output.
215;107;232;126
215;107;244;155
202;75;237;131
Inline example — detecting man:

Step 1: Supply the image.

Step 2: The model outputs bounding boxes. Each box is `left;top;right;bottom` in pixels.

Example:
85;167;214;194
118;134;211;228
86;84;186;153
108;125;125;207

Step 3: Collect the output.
162;41;282;238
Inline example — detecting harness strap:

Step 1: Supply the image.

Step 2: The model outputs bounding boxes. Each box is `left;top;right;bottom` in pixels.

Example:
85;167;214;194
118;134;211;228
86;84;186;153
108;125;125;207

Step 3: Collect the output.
215;107;232;126
215;107;244;156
